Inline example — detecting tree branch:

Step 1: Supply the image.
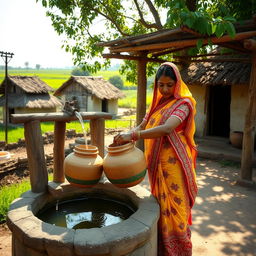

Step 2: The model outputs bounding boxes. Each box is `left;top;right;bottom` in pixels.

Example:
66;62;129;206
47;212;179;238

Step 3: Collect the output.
133;0;162;30
91;7;130;36
144;0;163;29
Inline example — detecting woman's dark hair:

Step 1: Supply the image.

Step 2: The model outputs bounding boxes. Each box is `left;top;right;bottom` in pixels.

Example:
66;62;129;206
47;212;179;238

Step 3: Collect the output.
156;65;177;82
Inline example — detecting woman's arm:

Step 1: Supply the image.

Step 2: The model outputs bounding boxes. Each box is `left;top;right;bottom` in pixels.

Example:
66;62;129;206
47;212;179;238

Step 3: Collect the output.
114;116;181;144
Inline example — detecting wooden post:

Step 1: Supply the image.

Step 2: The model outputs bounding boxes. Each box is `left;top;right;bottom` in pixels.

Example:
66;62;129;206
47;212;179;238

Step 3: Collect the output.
90;118;105;157
136;57;147;151
240;42;256;184
24;120;48;193
53;121;66;183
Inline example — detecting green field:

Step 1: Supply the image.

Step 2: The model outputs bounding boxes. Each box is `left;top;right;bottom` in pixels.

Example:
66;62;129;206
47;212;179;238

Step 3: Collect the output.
0;69;133;89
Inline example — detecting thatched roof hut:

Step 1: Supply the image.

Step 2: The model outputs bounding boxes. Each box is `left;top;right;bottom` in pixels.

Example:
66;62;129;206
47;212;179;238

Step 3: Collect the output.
54;76;125;99
54;76;125;115
0;76;62;120
181;57;251;86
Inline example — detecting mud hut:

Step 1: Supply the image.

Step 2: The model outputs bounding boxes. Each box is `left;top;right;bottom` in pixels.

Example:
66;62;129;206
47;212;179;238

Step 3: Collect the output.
54;76;125;115
180;55;251;138
0;76;62;122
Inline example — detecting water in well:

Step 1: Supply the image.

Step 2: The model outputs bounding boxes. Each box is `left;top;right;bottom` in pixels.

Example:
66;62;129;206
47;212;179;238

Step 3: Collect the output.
36;196;136;229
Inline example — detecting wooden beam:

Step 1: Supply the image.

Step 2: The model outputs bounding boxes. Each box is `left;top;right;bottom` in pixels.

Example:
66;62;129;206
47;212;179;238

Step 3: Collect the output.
11;112;112;124
244;39;256;50
240;48;256;183
108;28;183;50
217;42;251;53
53;121;66;183
150;46;192;57
136;57;147;151
24;120;48;193
179;58;251;63
102;53;166;63
90;118;105;157
110;31;256;53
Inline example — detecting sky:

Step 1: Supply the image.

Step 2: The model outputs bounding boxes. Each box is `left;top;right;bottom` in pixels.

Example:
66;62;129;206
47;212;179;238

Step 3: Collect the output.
0;0;77;68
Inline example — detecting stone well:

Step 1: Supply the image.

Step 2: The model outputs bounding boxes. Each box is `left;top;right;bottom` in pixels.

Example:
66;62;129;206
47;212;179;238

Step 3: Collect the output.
7;181;159;256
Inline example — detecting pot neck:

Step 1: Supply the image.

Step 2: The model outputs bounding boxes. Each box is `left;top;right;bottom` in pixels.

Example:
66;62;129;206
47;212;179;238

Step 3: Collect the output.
106;142;134;155
74;144;99;157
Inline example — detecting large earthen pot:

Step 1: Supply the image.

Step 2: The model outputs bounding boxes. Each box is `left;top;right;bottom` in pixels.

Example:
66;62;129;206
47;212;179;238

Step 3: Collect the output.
64;145;103;187
230;131;243;149
103;142;147;188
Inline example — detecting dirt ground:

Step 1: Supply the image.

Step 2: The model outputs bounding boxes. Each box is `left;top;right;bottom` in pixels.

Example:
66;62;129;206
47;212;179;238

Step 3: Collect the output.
1;135;256;256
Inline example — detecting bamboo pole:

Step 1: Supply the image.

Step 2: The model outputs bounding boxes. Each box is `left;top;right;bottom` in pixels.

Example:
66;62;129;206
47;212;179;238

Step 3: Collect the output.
239;43;256;185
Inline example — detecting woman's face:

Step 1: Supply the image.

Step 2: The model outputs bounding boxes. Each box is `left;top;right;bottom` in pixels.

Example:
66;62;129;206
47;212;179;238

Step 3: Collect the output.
157;75;176;99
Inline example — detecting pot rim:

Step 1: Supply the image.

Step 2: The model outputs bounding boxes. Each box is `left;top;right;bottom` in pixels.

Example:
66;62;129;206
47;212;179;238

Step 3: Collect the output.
106;142;134;154
74;144;99;155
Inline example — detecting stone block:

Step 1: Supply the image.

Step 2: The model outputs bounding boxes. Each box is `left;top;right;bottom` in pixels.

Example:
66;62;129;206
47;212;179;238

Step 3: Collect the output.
74;228;109;255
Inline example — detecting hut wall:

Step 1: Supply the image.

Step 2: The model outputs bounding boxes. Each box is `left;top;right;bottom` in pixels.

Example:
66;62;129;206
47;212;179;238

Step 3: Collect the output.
92;96;102;112
107;99;118;115
60;83;92;112
230;84;248;132
188;85;206;137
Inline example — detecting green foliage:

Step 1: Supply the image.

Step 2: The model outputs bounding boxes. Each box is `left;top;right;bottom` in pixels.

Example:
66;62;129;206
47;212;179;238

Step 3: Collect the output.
71;67;90;76
108;75;124;89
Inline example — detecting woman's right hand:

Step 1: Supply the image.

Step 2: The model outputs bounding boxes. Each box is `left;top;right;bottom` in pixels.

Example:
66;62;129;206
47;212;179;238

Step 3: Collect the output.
113;132;132;145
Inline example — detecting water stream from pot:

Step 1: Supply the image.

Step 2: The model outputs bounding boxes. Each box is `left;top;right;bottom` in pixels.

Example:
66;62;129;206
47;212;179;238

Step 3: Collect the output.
74;111;88;148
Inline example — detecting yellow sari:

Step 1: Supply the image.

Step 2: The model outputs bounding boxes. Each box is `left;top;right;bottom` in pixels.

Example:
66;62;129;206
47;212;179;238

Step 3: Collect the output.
144;62;197;256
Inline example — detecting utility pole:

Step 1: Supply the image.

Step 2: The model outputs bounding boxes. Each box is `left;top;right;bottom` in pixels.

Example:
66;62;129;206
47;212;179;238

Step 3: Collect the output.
0;51;14;144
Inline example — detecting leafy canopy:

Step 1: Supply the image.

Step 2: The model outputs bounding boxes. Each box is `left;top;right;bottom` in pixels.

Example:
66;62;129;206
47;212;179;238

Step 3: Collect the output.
37;0;255;83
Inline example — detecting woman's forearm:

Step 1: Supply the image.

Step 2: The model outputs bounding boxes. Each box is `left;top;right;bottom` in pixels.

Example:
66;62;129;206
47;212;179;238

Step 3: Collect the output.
139;125;171;139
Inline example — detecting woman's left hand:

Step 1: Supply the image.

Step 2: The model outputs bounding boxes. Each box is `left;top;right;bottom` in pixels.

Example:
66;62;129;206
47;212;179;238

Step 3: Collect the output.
114;132;132;144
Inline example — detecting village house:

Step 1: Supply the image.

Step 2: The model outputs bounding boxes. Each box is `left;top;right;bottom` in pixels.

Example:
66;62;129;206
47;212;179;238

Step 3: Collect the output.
53;76;125;115
0;76;62;122
180;56;251;141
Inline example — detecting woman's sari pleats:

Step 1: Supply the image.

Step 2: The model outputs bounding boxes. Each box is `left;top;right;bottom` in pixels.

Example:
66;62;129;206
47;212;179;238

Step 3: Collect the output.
145;98;197;256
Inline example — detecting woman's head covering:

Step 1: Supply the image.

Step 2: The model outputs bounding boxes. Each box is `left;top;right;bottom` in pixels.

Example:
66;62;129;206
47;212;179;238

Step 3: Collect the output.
147;62;197;163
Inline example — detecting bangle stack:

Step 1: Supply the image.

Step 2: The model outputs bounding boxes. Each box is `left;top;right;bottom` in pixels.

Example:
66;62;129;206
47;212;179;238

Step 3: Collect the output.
131;130;141;141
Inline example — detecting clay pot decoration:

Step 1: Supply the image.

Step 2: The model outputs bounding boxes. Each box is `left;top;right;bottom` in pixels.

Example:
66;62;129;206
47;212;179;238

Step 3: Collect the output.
230;131;243;149
64;145;103;188
103;142;147;188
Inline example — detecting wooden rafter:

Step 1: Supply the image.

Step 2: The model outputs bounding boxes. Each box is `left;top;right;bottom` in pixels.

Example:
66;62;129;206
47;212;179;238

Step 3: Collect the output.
109;31;256;53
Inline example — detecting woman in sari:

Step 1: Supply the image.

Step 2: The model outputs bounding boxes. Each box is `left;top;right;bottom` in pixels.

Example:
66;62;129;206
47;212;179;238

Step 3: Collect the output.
114;62;197;256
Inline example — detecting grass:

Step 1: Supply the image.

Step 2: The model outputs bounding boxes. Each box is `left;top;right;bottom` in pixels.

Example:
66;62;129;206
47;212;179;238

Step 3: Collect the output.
0;68;134;89
0;180;31;222
119;89;153;108
0;118;137;143
0;174;53;223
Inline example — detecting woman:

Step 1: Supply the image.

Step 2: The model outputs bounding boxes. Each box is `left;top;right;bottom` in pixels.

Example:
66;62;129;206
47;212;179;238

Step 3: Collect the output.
114;62;197;256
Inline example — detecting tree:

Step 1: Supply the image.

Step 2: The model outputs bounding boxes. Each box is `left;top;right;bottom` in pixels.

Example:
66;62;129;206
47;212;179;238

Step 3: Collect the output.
71;67;90;76
35;64;41;70
108;75;124;89
24;61;29;69
37;0;255;82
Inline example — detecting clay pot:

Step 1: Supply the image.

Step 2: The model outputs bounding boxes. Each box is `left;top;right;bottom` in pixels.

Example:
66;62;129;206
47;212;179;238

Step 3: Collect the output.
103;142;147;188
230;131;243;149
0;151;10;161
64;145;103;188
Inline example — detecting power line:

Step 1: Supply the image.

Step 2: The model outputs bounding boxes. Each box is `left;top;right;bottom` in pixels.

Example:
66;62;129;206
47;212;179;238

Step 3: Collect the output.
0;51;14;145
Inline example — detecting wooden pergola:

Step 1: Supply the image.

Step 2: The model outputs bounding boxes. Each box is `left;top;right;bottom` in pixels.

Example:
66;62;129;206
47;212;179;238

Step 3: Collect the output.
98;17;256;185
